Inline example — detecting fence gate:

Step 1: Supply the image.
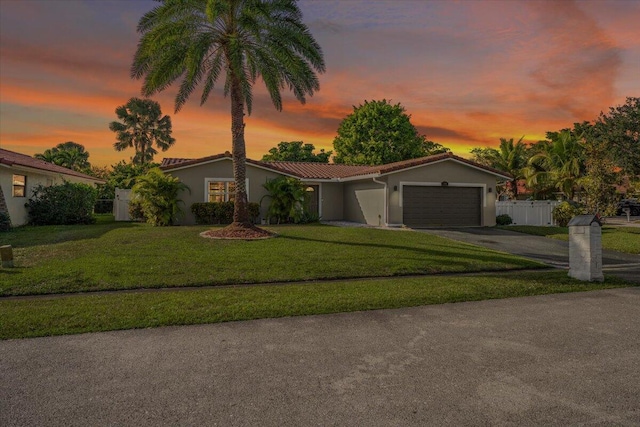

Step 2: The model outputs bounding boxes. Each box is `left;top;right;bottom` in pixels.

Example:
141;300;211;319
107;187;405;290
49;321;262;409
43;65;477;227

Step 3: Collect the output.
496;200;561;226
114;188;132;221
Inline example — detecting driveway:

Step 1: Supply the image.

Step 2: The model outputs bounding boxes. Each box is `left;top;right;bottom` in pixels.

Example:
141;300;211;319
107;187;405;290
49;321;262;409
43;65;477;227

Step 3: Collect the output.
417;227;640;283
2;288;640;426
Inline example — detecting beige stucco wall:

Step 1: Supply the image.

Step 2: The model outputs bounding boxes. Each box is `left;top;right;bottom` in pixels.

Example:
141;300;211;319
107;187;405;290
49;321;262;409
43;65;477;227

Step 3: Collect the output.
0;167;97;226
166;159;284;225
315;182;343;221
343;180;385;226
384;160;499;226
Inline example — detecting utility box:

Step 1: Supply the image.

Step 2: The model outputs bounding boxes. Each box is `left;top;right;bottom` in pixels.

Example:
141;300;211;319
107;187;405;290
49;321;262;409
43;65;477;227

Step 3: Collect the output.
568;215;603;282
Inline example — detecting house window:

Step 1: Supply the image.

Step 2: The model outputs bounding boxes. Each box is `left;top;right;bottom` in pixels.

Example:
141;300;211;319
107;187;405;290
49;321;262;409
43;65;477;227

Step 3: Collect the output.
206;179;236;202
12;175;26;197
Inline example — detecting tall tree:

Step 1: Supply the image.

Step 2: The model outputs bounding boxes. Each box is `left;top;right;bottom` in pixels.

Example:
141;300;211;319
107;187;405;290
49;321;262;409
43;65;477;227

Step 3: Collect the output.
109;97;175;165
34;141;91;172
131;0;325;235
594;97;640;177
526;130;585;200
470;136;527;199
333;99;448;165
262;141;331;163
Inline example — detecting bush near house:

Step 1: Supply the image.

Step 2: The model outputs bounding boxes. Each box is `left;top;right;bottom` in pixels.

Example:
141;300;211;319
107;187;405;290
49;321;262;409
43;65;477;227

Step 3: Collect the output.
191;202;260;224
131;168;189;226
0;211;11;232
26;182;97;225
552;201;586;227
496;214;513;226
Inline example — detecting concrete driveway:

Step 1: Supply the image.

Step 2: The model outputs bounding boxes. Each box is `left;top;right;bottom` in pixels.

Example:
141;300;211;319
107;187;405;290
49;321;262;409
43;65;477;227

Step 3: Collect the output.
417;227;640;283
2;288;640;426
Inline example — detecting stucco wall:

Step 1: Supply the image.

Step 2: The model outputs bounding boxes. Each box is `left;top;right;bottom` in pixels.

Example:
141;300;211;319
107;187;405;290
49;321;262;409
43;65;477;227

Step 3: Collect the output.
166;159;284;225
343;180;385;225
0;167;95;226
316;182;343;221
384;160;498;226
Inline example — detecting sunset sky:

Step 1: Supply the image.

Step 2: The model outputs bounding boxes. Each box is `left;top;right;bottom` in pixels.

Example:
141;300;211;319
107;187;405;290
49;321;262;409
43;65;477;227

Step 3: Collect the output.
1;0;638;168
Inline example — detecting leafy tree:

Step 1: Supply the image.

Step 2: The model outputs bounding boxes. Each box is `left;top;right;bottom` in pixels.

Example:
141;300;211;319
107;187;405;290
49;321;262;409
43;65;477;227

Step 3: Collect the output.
109;97;175;165
260;177;308;224
333;99;448;165
131;168;190;226
95;161;157;200
34;141;91;172
131;0;325;234
526;130;585;200
470;136;527;199
262;141;331;163
594;97;640;176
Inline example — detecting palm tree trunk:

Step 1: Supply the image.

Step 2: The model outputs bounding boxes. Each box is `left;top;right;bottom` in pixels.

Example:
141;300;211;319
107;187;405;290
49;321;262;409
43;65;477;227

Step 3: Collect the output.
230;78;250;226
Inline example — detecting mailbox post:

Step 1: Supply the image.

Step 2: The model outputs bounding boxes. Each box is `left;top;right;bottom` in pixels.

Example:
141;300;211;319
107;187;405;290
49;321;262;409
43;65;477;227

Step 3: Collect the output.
568;215;603;282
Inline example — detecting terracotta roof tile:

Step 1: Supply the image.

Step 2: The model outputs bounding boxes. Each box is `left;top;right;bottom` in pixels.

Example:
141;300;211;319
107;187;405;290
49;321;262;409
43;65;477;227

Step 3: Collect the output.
160;152;511;180
0;148;104;182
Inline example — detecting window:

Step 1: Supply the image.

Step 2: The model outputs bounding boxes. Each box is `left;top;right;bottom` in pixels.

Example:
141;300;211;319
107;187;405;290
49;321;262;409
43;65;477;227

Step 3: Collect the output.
206;179;236;202
12;175;26;197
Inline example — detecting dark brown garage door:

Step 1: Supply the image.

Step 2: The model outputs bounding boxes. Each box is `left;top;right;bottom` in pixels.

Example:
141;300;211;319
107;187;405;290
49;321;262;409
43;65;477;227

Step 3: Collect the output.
403;186;481;227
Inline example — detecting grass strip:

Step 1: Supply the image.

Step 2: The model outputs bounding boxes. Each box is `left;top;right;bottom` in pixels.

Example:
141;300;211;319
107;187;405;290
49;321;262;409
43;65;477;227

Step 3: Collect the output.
1;270;632;340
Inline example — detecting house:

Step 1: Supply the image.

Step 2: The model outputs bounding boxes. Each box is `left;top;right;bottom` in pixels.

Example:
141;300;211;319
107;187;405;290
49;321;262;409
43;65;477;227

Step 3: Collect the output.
0;148;104;226
160;152;512;227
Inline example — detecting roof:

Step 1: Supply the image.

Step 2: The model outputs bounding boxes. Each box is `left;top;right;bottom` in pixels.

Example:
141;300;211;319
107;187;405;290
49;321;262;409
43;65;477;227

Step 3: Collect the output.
0;148;104;183
160;152;512;181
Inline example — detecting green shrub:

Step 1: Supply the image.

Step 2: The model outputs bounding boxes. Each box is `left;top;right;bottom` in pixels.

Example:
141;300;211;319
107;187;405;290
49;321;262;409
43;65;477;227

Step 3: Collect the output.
261;177;309;224
191;202;260;224
132;168;190;226
0;211;11;232
128;199;146;221
496;214;513;226
26;182;97;225
552;201;585;227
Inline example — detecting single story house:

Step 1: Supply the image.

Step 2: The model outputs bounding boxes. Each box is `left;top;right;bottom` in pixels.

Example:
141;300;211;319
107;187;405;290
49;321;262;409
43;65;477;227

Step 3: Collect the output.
0;148;104;226
161;152;512;228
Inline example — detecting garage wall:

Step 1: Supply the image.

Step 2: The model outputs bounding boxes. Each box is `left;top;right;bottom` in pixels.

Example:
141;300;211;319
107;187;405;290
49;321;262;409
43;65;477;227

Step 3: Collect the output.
166;159;284;225
385;160;498;226
343;180;385;225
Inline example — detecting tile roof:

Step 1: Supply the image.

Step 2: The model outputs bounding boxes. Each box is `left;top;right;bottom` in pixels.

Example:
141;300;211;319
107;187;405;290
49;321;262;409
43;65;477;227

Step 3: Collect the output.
0;148;104;182
160;152;511;180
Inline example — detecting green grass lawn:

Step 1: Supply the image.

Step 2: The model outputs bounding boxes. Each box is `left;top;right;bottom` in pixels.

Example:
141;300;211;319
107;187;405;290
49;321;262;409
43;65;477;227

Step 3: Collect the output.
500;225;640;254
1;270;630;340
1;219;543;296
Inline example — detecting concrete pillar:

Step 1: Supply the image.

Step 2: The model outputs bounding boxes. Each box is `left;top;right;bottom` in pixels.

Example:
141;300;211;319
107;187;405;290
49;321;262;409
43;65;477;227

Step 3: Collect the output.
568;215;603;282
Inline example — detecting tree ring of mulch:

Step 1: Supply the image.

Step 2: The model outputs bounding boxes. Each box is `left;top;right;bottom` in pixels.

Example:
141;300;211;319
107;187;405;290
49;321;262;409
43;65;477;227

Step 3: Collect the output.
200;223;277;240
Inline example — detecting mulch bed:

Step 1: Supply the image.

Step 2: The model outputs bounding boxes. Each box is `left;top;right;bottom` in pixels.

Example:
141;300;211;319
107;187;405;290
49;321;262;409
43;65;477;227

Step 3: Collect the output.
200;223;276;240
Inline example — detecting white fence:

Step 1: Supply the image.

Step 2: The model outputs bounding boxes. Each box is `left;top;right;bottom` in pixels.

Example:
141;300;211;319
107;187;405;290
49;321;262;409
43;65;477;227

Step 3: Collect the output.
496;200;561;226
114;188;132;221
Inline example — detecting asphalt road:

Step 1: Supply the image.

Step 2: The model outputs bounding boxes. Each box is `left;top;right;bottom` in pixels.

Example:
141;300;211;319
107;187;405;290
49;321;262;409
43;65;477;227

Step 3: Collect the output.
2;288;640;426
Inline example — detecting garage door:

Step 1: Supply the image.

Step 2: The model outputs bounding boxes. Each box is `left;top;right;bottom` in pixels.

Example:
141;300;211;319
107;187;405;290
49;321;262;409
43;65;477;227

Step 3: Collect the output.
403;186;481;227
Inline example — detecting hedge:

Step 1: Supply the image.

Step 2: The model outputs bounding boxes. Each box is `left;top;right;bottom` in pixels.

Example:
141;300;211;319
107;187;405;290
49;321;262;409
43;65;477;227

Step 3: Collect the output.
191;202;260;224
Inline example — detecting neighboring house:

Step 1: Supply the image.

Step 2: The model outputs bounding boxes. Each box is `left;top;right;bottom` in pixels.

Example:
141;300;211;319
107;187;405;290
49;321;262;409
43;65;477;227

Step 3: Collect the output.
161;152;511;227
0;148;104;226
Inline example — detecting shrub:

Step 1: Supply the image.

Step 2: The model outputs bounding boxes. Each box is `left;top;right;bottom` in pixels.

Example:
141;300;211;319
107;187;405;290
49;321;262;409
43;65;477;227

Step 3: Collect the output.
132;168;190;226
496;214;513;226
191;202;260;224
128;198;146;221
0;211;11;232
261;177;309;224
552;201;585;227
26;182;97;225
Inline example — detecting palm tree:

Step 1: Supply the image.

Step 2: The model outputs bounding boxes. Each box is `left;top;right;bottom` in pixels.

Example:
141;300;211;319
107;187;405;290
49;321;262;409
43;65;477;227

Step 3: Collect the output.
109;97;175;165
471;137;527;199
131;0;325;234
34;142;91;172
526;130;585;200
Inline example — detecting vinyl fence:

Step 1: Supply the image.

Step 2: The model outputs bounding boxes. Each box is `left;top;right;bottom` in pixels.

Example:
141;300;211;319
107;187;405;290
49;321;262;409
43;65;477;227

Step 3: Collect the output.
114;188;132;221
496;200;561;226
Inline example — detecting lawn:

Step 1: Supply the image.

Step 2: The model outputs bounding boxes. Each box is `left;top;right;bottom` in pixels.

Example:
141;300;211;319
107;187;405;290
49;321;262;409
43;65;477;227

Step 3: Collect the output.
0;219;543;296
1;270;630;339
500;225;640;254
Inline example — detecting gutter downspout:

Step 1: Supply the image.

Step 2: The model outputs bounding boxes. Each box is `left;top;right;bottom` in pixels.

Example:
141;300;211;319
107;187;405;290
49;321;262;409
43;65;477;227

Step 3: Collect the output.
372;177;387;226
